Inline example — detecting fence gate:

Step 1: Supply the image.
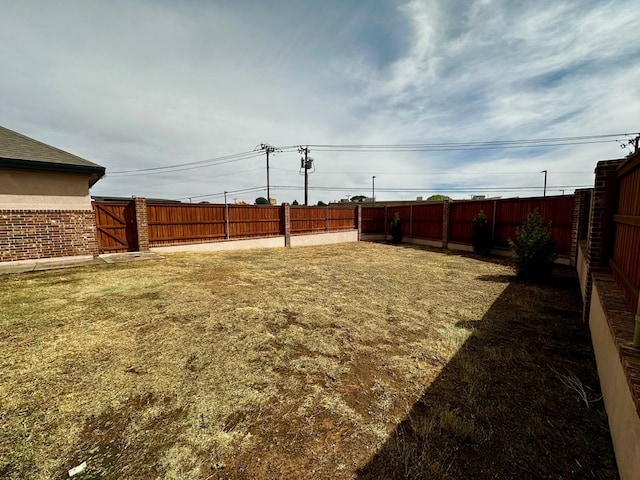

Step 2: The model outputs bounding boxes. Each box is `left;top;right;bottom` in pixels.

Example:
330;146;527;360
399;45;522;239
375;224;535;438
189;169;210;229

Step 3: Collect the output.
93;201;139;253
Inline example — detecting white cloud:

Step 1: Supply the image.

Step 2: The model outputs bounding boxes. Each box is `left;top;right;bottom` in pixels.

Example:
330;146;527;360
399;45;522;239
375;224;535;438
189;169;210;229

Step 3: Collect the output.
0;0;638;203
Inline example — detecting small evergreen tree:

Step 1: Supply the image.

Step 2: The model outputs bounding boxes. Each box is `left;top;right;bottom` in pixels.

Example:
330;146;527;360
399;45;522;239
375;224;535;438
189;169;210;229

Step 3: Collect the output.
472;210;493;255
292;200;299;205
255;197;269;205
390;212;403;244
508;210;557;282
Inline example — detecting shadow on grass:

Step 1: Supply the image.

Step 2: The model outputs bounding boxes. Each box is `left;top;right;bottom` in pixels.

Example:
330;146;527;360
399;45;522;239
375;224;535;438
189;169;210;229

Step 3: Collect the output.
377;240;513;267
356;268;619;480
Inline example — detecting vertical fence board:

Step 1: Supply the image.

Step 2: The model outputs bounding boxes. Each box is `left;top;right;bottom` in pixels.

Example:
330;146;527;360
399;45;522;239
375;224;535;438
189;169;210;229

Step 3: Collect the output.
611;159;640;312
361;206;386;233
414;203;444;240
290;206;356;234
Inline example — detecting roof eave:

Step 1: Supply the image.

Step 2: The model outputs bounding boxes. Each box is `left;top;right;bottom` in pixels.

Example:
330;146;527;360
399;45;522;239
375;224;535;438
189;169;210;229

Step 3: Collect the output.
0;157;106;187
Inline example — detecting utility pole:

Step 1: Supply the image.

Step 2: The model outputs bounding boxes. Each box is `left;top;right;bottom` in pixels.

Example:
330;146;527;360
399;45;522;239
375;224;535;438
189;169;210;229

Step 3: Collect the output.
256;144;280;204
372;176;376;206
541;170;548;197
298;146;314;205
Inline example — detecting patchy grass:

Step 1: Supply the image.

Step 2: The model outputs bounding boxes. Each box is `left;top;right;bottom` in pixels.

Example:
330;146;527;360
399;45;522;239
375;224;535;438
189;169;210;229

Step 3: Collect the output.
0;242;617;479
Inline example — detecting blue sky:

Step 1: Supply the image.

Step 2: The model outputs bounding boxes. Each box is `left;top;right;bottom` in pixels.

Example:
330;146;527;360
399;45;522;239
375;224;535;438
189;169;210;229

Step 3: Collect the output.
1;0;639;203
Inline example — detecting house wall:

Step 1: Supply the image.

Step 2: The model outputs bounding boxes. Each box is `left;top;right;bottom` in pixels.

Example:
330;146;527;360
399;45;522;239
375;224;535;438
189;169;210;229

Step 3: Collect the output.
589;280;640;480
0;169;92;210
0;168;99;262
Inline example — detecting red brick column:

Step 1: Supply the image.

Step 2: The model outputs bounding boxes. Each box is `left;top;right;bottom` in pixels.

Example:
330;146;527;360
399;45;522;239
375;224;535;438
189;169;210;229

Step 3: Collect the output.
570;188;593;267
133;197;149;252
583;159;623;321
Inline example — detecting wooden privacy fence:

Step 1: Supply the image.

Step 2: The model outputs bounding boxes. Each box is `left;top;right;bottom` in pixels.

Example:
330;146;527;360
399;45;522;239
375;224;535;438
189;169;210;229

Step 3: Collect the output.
610;154;640;312
290;206;358;234
93;201;138;253
147;203;281;246
452;196;575;254
93;201;359;251
361;195;575;256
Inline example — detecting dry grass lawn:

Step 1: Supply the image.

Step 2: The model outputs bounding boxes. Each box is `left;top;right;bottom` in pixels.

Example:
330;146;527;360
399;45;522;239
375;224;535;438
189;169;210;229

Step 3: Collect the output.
0;242;617;479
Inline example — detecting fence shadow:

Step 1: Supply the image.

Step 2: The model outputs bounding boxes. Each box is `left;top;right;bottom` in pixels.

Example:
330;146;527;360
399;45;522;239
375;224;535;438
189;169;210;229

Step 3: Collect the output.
356;269;618;480
376;239;514;268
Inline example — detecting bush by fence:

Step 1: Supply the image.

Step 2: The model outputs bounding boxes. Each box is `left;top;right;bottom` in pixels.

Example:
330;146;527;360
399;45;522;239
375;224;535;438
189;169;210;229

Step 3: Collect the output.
361;195;575;256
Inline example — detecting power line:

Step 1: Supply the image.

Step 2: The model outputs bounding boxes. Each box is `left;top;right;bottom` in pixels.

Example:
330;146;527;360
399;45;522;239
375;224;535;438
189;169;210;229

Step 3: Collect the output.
303;133;638;149
270;184;592;193
177;185;267;201
307;140;618;152
107;132;635;177
108;151;263;175
172;181;592;203
271;167;591;176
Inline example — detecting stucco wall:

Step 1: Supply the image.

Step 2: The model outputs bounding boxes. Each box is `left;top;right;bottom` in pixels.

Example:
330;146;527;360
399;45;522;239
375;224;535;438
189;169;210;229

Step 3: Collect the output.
289;230;358;247
589;282;640;480
150;230;359;254
0;168;92;210
150;236;285;253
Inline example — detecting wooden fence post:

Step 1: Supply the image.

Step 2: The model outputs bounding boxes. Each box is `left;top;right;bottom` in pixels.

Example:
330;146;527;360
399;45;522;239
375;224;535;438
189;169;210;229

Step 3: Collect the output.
384;206;389;241
282;203;291;247
492;200;497;241
357;205;362;240
224;203;230;240
325;205;329;231
442;201;450;249
409;205;413;238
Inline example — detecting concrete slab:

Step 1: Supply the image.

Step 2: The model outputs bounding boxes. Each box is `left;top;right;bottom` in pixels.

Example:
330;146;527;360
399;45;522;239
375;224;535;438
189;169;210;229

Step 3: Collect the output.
0;252;162;275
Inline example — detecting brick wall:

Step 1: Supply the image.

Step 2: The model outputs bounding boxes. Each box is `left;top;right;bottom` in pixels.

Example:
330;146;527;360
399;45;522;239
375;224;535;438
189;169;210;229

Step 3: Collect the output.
582;159;624;321
570;188;593;266
0;210;98;262
133;198;149;252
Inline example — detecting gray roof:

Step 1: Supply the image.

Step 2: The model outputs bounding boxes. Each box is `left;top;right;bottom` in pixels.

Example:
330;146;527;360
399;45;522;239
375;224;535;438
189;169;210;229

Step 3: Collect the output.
0;125;106;186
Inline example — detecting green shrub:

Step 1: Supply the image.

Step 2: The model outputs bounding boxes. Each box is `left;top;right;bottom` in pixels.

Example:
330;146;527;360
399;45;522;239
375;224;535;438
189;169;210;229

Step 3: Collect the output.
508;210;557;282
472;210;493;255
255;197;269;205
390;212;403;244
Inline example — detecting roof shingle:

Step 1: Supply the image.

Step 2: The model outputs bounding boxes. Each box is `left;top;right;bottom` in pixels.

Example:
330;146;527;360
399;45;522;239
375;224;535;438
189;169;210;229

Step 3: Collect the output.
0;125;105;186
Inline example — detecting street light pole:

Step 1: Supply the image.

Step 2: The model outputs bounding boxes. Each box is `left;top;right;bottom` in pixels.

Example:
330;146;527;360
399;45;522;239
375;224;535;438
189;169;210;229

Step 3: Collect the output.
541;170;548;197
372;176;376;206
